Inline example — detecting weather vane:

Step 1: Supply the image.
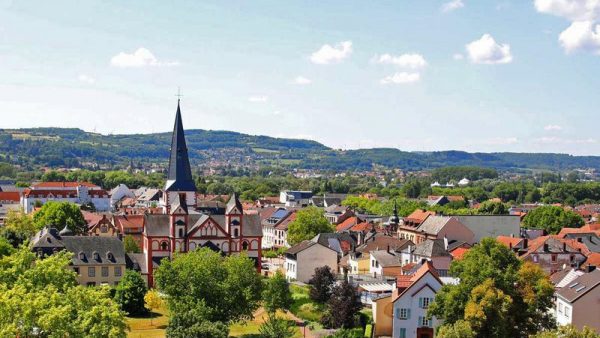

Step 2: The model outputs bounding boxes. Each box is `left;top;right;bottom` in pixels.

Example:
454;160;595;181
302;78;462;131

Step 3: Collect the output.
175;87;183;101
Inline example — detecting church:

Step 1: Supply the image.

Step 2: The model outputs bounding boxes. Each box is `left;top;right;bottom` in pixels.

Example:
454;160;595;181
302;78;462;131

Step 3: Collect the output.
138;100;263;286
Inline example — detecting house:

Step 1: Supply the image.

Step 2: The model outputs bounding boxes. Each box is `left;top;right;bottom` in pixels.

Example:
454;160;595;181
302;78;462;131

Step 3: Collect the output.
555;268;600;332
137;101;263;286
279;190;313;207
261;207;294;248
426;195;464;207
453;215;520;243
324;204;354;224
400;239;452;276
135;188;162;208
372;262;443;338
311;193;348;208
312;232;357;257
343;235;412;276
457;178;470;186
109;184;135;210
0;191;21;225
399;215;474;245
21;182;110;213
401;209;435;228
85;212;120;237
370;249;402;277
285;240;338;283
519;236;588;274
30;227;127;286
113;214;145;247
273;211;297;248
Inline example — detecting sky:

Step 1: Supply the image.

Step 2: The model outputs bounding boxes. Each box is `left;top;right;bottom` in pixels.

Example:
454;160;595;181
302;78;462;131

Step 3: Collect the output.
0;0;600;155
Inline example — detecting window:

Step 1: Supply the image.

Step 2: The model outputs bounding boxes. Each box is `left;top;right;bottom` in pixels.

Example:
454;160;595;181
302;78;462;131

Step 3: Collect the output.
102;267;109;277
551;254;557;262
419;297;433;308
93;252;100;261
396;308;410;320
234;228;239;237
242;241;249;251
88;267;96;277
418;316;431;327
178;228;184;238
87;282;96;287
565;306;570;318
398;328;406;338
558;303;563;314
161;242;168;251
533;255;539;263
73;267;80;275
114;266;122;277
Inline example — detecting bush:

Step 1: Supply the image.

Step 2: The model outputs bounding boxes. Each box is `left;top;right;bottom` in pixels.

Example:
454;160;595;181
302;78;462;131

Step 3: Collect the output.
114;270;148;315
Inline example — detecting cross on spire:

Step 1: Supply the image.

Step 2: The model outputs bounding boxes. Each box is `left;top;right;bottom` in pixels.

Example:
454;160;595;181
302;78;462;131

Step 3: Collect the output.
175;87;183;101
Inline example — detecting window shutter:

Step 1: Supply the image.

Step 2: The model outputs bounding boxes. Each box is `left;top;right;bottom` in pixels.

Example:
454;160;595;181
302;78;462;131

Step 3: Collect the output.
407;309;411;319
419;297;423;308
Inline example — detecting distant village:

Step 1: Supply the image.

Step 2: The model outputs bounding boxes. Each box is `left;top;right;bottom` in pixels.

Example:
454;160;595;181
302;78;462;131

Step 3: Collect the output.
2;103;600;338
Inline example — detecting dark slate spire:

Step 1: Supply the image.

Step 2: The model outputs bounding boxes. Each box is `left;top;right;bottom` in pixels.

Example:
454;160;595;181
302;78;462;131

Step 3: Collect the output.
390;199;400;225
165;100;197;192
226;192;243;215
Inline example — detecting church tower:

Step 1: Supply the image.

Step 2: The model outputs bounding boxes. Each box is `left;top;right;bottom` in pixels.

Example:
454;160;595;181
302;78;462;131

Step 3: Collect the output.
161;100;197;212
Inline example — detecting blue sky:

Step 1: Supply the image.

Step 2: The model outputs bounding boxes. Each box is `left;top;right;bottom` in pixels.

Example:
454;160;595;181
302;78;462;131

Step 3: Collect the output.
1;0;599;155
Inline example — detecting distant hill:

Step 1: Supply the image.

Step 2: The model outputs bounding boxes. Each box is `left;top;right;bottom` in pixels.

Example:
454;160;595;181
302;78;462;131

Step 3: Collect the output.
1;128;600;172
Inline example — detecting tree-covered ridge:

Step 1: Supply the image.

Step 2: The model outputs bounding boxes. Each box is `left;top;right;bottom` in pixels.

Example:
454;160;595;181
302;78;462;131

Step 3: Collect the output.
3;128;600;171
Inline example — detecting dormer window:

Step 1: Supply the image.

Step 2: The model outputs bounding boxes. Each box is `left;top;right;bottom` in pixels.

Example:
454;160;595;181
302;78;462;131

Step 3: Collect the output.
79;252;85;260
107;252;114;261
92;251;100;261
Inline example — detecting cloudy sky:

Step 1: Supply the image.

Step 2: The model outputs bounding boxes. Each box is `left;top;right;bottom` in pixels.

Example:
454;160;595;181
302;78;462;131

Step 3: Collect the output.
1;0;599;155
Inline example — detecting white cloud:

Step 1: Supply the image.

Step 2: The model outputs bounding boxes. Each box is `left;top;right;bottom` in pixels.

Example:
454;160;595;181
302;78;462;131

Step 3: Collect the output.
293;76;312;85
465;34;513;64
534;0;600;21
535;136;597;144
544;124;563;131
248;95;269;103
78;74;96;85
110;47;179;68
453;53;465;60
441;0;465;12
310;41;352;64
559;20;600;53
373;53;427;69
380;72;420;85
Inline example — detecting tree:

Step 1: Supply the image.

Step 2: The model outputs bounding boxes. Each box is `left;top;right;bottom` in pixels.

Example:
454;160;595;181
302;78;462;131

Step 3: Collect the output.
477;201;509;215
0;247;127;337
259;315;296;338
463;279;513;338
428;238;555;337
114;270;148;315
533;325;600;338
32;201;86;234
263;271;293;314
124;235;141;253
0;237;13;258
522;205;585;234
154;248;262;332
287;206;333;246
321;280;361;329
144;289;163;326
436;320;475;338
308;266;336;303
2;209;36;247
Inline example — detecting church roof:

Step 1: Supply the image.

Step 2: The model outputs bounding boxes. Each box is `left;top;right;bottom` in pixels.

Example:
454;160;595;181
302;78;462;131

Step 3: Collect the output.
165;100;196;192
226;192;243;214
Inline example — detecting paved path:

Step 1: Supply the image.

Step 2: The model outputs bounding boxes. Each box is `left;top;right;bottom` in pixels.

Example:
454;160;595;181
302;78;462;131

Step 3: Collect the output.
285;311;316;338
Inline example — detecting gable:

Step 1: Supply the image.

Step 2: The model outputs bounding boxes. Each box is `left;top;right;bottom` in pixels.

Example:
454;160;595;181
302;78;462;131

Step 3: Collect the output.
189;216;230;238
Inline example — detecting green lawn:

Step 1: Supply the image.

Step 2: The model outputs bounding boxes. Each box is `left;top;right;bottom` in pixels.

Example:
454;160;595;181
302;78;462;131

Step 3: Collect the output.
289;284;324;326
229;308;304;337
126;304;168;338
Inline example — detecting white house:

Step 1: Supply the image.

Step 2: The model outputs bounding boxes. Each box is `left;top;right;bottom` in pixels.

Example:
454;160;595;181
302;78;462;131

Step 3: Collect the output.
372;261;443;338
555;269;600;331
284;240;338;283
279;190;313;207
109;184;135;210
21;182;110;213
457;178;470;186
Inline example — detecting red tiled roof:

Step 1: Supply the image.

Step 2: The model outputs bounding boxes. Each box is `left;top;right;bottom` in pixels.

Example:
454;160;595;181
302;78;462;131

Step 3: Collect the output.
24;189;77;198
496;235;524;248
405;209;435;223
114;214;145;231
33;182;99;189
336;216;359;232
0;191;20;202
584;253;600;267
275;212;297;231
82;211;104;226
349;222;372;232
450;247;469;260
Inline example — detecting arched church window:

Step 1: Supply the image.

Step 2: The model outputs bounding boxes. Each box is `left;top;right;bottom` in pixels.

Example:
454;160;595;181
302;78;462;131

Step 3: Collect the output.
161;242;168;251
179;228;184;238
242;241;249;251
234;228;239;237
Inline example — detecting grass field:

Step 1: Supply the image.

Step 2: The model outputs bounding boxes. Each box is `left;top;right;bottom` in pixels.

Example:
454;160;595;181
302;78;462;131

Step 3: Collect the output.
252;147;280;154
126;304;168;338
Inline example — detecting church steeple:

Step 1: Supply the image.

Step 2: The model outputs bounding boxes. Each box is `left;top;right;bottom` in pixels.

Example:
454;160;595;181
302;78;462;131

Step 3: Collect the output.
165;100;196;192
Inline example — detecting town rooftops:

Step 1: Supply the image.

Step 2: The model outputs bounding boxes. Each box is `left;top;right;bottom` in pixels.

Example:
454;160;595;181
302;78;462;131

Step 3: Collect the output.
0;191;20;203
556;269;600;303
32;182;100;189
370;249;401;267
411;239;451;258
416;215;454;235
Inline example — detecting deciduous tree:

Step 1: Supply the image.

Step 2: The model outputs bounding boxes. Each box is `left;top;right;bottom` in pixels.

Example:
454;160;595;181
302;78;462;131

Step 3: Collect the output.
321;280;361;329
32;201;86;234
287;206;333;246
263;271;293;314
308;266;335;303
522;205;584;234
114;270;148;315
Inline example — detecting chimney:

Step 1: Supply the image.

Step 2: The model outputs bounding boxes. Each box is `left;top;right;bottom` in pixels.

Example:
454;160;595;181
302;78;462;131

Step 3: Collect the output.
443;236;448;250
578;237;583;243
543;243;549;252
509;242;513;249
563;242;567;252
523;238;528;249
387;245;391;254
588;265;596;273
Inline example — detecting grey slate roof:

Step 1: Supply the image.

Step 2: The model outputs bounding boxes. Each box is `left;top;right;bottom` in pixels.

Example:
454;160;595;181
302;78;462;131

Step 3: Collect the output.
412;239;451;258
165;101;197;192
144;212;263;238
416;216;453;235
286;240;317;256
226;193;243;214
454;215;520;242
557;269;600;303
30;227;126;266
370;250;402;267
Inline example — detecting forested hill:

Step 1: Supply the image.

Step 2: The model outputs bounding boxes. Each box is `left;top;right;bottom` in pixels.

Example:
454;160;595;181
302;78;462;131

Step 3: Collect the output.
2;128;600;172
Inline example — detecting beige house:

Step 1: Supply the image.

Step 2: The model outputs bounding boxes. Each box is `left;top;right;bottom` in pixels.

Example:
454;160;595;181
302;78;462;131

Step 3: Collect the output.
30;227;127;286
285;240;338;283
399;216;474;245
